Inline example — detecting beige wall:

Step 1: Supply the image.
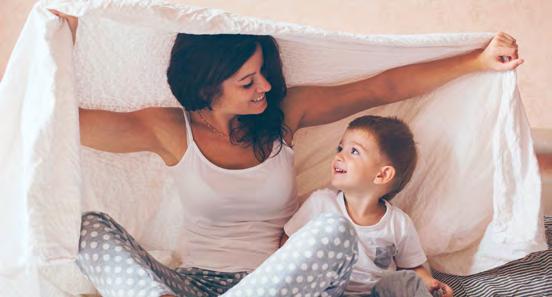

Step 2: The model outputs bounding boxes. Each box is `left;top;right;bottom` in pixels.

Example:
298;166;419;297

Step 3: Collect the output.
1;0;551;128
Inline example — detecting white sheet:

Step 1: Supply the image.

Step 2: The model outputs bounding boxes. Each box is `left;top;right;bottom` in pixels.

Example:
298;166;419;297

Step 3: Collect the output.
0;1;546;295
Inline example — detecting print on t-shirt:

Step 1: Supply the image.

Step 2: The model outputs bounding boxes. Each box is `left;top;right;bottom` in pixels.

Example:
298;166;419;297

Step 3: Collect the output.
374;244;396;269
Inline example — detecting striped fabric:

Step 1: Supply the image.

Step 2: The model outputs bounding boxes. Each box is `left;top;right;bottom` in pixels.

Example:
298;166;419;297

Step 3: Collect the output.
433;216;552;297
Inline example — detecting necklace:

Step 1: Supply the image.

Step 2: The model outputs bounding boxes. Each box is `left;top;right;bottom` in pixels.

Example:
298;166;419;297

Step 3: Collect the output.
197;110;228;138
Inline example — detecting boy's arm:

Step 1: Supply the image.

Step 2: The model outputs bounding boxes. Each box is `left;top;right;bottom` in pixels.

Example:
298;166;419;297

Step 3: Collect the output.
408;265;454;297
395;212;453;296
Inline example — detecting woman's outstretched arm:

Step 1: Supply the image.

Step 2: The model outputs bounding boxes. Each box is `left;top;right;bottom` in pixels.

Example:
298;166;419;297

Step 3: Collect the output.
283;32;522;132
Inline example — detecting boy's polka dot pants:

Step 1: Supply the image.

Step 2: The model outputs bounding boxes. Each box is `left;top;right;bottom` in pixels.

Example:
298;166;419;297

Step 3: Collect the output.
77;212;359;297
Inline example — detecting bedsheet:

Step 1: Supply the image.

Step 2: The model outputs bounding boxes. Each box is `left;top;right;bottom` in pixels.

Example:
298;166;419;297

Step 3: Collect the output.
0;1;546;295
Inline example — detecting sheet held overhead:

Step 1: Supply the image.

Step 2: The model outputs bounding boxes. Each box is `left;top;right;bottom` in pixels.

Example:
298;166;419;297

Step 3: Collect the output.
0;1;546;294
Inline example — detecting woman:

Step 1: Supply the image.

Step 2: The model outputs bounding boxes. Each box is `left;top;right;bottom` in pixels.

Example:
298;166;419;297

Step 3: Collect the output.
53;11;521;297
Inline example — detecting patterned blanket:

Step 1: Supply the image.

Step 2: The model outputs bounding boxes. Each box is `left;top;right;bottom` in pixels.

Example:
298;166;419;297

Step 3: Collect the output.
434;216;552;297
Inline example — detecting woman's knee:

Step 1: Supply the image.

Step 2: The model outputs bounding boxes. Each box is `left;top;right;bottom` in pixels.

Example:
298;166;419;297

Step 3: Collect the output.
81;211;114;228
311;213;357;246
296;212;359;263
79;212;126;254
77;212;140;272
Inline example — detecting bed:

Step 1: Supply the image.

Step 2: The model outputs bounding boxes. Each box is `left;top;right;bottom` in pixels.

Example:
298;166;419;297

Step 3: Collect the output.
434;216;552;297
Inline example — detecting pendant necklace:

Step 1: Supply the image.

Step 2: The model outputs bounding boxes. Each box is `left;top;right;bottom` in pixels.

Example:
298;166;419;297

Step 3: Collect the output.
197;110;229;139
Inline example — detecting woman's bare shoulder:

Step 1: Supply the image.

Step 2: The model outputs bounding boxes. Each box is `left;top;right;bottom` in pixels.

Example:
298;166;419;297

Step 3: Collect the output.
136;107;188;166
280;86;309;143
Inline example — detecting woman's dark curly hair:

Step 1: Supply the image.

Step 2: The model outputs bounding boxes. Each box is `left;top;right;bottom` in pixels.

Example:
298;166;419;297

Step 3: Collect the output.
167;33;288;162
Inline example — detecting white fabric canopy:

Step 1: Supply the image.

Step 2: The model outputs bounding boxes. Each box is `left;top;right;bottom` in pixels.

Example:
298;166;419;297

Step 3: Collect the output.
0;1;546;296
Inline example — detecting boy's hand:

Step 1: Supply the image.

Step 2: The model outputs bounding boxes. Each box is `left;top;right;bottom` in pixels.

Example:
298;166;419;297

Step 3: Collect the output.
426;278;453;297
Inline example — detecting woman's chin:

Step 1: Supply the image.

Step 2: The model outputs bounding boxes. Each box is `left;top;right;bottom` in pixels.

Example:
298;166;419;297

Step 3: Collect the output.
247;100;268;114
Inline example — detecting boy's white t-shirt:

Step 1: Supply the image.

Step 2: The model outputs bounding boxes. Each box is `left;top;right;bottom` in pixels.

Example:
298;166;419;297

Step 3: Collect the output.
284;189;427;294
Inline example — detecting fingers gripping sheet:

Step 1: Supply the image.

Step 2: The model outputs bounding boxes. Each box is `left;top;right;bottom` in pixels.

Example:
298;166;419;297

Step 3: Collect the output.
0;1;546;295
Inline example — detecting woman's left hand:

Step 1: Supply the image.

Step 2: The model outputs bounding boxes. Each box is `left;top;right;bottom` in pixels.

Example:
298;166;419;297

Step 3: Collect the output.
476;32;523;71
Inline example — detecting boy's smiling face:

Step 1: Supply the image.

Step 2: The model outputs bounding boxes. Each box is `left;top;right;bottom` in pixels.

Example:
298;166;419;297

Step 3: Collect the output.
331;128;393;192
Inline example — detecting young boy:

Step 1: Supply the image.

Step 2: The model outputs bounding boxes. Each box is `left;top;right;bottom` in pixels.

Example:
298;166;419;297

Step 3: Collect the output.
283;115;453;297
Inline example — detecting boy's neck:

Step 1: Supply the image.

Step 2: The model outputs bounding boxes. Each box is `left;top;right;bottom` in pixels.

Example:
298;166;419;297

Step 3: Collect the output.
342;190;386;227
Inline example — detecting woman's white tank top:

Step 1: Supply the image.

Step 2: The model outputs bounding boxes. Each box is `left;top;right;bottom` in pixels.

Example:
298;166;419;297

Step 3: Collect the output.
168;110;297;272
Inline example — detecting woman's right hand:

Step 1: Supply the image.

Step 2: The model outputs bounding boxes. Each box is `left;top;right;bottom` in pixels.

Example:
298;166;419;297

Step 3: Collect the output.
48;9;78;44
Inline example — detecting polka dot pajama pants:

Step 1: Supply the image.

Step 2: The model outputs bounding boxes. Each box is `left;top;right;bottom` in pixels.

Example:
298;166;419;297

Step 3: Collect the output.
77;212;359;297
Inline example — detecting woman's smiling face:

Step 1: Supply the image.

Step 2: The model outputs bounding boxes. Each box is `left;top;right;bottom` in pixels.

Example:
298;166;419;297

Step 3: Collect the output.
212;44;272;115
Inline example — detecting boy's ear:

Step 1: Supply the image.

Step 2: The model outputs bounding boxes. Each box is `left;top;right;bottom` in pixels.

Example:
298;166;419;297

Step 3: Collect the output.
373;166;395;185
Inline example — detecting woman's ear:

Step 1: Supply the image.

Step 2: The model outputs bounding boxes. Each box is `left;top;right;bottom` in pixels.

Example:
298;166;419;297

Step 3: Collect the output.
373;166;395;185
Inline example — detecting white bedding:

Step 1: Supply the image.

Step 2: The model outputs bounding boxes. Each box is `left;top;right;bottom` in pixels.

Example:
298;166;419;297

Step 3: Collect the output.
0;1;546;296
